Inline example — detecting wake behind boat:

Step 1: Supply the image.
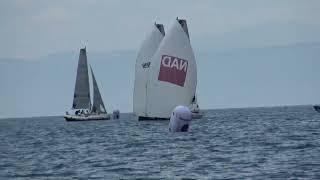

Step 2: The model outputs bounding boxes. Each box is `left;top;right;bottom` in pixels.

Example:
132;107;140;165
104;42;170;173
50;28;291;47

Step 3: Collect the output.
64;47;110;121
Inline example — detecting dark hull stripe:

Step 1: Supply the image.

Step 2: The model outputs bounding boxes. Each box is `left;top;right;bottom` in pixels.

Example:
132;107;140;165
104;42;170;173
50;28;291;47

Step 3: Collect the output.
138;116;169;121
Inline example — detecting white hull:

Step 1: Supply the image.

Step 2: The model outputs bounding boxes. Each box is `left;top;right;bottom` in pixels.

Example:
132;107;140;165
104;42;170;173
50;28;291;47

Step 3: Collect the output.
64;113;111;121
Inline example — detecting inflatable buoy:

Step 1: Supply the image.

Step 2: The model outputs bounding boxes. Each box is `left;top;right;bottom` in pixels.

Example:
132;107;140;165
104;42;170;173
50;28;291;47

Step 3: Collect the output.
169;106;192;132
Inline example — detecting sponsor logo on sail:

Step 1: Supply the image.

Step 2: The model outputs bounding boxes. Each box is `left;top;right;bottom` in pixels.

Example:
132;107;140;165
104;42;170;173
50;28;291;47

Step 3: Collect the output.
158;55;188;87
141;62;151;68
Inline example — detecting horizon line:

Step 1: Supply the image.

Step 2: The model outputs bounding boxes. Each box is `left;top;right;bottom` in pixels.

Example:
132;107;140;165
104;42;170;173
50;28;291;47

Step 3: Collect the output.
0;104;315;120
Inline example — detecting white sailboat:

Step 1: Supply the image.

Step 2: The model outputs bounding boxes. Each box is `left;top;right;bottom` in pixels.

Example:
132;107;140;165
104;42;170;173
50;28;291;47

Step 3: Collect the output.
133;22;165;120
64;47;110;121
189;94;203;119
138;17;201;120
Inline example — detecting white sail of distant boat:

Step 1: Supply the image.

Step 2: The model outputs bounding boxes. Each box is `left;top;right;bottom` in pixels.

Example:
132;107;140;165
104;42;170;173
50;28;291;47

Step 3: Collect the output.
145;18;198;119
72;47;91;110
90;65;107;114
64;47;110;121
133;22;165;118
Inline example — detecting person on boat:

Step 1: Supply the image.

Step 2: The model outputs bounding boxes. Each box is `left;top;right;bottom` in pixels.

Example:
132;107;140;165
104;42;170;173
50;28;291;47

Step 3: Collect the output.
92;107;96;114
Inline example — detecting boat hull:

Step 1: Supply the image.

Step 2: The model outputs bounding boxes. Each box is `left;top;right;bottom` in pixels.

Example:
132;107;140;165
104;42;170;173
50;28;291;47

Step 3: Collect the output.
138;116;169;121
138;113;203;120
192;112;203;119
64;114;111;121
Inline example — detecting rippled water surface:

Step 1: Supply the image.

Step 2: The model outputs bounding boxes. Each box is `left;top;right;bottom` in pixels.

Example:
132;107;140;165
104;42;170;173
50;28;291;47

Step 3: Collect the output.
1;106;320;179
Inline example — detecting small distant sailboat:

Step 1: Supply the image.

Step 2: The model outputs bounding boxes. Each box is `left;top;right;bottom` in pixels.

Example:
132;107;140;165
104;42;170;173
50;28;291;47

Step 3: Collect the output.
64;47;110;121
134;17;202;120
313;105;320;113
189;94;203;119
112;110;120;119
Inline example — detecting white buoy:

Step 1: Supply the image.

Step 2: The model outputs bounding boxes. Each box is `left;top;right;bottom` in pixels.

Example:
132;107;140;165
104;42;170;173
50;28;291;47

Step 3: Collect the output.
169;106;192;132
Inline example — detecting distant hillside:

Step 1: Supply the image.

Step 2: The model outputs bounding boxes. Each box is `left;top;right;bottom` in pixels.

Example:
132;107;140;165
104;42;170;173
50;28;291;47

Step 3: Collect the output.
0;43;320;118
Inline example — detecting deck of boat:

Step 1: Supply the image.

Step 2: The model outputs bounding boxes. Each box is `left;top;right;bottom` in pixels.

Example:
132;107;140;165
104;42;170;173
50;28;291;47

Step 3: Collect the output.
64;114;111;121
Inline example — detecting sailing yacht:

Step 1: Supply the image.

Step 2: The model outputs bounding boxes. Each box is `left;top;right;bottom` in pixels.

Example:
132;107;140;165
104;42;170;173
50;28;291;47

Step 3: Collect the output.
189;95;203;119
133;22;165;120
134;17;202;120
313;105;320;113
64;47;110;121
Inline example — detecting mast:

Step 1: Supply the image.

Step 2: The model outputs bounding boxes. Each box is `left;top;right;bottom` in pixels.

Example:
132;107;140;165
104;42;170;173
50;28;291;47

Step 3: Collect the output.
72;47;91;109
90;65;106;113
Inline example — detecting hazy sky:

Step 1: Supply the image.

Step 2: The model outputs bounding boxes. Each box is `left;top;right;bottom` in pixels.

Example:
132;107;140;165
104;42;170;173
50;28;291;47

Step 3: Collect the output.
1;0;320;58
1;0;320;118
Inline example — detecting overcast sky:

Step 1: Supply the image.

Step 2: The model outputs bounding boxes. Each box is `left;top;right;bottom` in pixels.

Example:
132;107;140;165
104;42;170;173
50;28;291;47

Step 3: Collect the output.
1;0;320;118
1;0;320;58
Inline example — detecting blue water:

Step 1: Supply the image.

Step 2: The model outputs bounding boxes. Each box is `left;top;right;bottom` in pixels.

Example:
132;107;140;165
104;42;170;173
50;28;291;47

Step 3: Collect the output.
1;106;320;179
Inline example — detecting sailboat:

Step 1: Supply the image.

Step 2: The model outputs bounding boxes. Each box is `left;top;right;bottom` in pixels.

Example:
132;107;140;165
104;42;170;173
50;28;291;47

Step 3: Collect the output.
133;22;165;120
313;105;320;113
189;94;203;119
64;47;110;121
135;17;201;120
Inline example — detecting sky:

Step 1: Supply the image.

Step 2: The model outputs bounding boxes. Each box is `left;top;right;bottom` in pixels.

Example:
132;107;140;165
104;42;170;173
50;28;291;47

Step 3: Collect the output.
1;0;320;118
1;0;320;58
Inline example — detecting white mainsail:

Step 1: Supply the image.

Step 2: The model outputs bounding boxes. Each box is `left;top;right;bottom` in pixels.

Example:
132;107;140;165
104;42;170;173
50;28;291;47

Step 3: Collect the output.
133;22;165;117
72;47;91;109
90;66;106;114
146;18;197;119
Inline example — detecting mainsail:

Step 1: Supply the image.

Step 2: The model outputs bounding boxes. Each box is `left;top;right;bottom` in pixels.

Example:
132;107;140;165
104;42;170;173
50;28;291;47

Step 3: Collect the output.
146;18;197;118
72;47;91;109
133;22;165;117
90;66;106;114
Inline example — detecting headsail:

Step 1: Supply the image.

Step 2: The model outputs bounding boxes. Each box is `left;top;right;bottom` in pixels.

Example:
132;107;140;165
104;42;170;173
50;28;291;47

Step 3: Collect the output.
72;47;91;109
90;66;106;114
133;22;165;117
146;18;197;118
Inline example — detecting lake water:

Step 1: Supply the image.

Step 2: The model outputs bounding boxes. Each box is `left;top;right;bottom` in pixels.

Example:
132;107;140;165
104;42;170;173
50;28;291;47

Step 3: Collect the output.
1;106;320;179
